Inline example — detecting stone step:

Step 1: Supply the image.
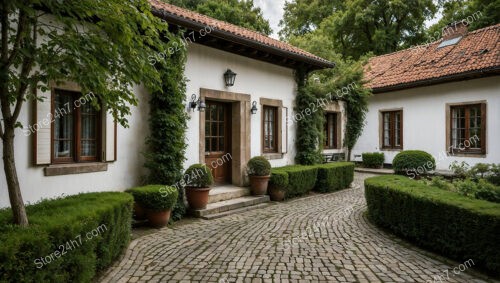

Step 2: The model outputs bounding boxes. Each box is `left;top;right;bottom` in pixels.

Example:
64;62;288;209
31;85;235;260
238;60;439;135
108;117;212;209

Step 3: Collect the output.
191;195;270;218
201;203;273;220
208;186;250;204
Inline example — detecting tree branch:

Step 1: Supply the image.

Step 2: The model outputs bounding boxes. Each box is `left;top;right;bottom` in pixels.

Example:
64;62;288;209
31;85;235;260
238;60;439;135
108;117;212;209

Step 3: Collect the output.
12;19;36;122
5;10;29;68
1;2;8;64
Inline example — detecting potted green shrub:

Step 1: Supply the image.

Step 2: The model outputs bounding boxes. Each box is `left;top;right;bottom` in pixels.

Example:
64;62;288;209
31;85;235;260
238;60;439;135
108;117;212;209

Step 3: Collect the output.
127;185;178;227
184;164;214;210
268;170;288;201
247;156;272;195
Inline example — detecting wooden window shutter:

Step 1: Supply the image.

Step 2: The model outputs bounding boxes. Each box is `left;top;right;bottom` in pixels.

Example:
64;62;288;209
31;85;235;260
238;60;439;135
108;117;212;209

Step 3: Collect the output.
103;110;117;162
281;107;288;154
481;103;487;154
34;90;52;165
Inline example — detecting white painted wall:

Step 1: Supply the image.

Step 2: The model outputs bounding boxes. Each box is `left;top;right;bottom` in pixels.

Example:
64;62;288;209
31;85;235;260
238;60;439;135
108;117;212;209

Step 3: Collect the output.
184;43;298;168
0;43;300;208
352;76;500;170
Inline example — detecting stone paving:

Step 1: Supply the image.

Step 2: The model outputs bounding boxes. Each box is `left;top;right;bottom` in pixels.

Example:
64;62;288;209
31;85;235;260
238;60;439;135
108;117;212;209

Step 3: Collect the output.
100;173;497;283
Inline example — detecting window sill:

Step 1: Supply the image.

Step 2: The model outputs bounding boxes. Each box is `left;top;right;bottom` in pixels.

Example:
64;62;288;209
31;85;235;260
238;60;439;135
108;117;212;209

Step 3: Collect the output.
447;152;486;158
44;163;108;176
381;148;403;152
262;153;284;160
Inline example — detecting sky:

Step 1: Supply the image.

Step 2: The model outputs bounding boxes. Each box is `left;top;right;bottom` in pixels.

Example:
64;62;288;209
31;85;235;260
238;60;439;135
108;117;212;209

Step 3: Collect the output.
253;0;441;39
253;0;286;39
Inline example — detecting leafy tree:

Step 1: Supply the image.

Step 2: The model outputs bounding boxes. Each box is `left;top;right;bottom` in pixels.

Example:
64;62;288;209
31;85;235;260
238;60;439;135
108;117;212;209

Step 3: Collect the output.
281;0;436;59
279;0;342;39
426;0;500;39
167;0;272;35
0;0;175;226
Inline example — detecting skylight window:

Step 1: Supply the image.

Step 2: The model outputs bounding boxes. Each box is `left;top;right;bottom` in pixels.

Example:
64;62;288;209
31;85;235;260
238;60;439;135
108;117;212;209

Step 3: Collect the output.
437;36;462;48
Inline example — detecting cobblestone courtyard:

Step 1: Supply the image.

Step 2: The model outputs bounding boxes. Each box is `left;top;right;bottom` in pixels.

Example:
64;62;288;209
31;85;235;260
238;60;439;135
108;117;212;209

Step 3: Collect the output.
101;173;497;283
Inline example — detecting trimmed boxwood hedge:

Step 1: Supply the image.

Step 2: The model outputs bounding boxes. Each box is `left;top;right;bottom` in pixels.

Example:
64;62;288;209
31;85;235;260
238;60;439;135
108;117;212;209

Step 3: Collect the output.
270;162;355;198
271;165;318;198
362;152;384;168
314;162;355;193
0;192;133;282
365;175;500;275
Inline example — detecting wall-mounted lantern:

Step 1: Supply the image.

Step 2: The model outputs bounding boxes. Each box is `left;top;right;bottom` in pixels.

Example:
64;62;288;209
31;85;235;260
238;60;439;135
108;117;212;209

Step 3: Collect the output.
250;101;258;115
224;69;237;87
189;94;206;112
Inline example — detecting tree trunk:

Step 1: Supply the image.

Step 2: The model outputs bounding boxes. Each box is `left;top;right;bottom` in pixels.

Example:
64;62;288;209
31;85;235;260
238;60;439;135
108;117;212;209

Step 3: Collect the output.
2;127;28;226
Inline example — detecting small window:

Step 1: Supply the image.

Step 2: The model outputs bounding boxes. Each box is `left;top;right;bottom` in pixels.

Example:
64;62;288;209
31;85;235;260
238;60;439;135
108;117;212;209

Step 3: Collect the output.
324;113;338;149
263;106;278;153
449;104;485;154
381;110;403;150
52;90;101;163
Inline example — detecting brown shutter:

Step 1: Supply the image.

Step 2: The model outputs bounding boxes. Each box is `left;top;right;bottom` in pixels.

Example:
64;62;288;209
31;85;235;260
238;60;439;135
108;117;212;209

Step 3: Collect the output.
281;107;288;154
103;110;117;162
34;90;52;165
481;103;487;154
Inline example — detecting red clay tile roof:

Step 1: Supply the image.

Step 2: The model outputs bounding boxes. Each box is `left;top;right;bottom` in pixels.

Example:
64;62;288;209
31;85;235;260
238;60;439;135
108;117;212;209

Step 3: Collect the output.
149;0;334;69
365;23;500;92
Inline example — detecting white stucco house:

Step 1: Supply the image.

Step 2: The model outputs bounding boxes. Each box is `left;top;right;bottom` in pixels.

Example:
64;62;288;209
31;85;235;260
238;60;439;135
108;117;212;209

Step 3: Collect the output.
353;22;500;170
0;1;337;208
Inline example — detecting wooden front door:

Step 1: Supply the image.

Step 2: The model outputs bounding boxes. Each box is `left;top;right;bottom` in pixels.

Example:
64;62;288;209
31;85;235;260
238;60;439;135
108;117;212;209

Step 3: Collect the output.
205;101;232;184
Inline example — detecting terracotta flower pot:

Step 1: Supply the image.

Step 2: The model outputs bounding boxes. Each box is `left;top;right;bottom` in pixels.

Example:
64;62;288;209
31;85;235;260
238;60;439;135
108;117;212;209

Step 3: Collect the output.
185;187;211;210
146;209;171;228
133;202;147;220
249;175;270;195
268;186;286;201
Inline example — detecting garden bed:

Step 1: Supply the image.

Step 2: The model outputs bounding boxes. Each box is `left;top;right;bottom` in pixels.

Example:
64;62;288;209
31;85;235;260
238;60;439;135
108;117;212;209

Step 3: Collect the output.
365;175;500;275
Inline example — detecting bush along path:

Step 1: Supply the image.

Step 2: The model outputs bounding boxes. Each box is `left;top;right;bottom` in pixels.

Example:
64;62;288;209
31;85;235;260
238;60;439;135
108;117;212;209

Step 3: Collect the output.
99;173;497;283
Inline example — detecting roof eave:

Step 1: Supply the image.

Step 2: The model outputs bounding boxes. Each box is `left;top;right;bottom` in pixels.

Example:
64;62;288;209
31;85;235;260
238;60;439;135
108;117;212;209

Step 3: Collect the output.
151;8;335;71
369;67;500;94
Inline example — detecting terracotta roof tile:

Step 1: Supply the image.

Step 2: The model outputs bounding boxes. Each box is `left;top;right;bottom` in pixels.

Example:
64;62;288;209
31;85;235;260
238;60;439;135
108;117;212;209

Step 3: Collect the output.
365;23;500;92
149;0;333;68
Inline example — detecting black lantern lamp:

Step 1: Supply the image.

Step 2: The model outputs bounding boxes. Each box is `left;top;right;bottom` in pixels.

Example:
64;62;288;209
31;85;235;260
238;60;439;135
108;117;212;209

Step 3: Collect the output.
250;101;258;115
224;69;237;87
190;94;206;112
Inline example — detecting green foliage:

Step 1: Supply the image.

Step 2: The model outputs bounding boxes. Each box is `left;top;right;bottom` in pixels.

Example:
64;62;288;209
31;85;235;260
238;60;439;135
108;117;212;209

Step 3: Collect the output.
294;70;324;165
470;163;491;179
184;164;214;188
143;28;188;222
271;165;318;198
422;176;500;203
449;161;470;179
269;171;289;190
392;150;436;176
127;185;178;212
314;162;355;193
247;156;271;176
362;153;385;168
365;175;500;275
475;180;500;203
426;0;500;40
0;193;133;282
487;164;500;186
166;0;272;35
282;0;436;59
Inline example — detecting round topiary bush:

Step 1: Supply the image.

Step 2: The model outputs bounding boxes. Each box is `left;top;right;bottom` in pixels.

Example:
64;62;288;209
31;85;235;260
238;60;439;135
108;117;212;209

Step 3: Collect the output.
247;156;271;176
127;185;178;212
393;150;436;177
184;164;214;188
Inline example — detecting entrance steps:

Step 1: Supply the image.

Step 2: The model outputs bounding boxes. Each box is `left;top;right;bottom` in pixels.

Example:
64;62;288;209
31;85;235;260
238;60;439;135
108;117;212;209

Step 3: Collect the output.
190;185;271;220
